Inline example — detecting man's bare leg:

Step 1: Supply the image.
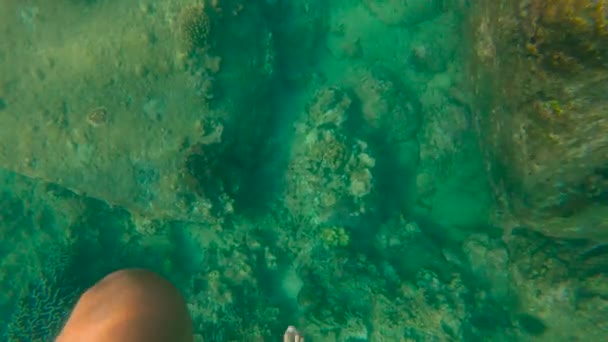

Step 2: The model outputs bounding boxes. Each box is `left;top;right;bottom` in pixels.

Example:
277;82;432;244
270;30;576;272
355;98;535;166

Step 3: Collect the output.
56;269;193;342
57;268;304;342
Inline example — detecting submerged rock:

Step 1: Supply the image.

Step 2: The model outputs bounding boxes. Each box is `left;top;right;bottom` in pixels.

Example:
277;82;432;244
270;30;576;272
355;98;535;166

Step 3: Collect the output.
462;0;608;241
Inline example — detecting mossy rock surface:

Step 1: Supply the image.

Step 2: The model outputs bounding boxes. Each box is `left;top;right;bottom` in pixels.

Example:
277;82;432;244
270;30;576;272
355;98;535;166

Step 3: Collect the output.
462;0;608;240
0;0;273;222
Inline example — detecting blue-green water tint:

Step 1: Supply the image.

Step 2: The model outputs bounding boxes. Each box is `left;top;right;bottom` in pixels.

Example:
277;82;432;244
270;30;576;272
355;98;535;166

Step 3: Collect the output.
1;0;607;341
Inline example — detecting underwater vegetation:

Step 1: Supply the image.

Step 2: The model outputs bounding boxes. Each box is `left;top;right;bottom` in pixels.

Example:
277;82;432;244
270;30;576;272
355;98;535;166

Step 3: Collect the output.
0;0;607;341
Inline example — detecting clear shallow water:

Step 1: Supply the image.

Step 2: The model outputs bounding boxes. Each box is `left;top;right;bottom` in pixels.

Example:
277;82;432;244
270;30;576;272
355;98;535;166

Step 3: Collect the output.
0;1;606;341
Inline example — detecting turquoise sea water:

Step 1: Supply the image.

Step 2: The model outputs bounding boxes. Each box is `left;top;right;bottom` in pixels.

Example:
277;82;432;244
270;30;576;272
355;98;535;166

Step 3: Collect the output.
0;1;606;341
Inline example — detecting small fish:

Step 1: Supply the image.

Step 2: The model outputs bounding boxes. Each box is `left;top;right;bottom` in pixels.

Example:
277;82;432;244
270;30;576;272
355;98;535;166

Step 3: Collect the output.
580;243;608;261
576;243;608;276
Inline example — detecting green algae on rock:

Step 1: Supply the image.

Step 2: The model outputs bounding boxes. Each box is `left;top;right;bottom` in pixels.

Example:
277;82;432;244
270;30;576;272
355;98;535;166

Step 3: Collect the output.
462;0;608;241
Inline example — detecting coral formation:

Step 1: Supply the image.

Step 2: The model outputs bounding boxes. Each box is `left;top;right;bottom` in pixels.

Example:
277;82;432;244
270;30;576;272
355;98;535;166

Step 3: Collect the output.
178;3;214;55
284;86;377;224
4;243;79;342
319;225;350;248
